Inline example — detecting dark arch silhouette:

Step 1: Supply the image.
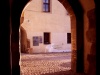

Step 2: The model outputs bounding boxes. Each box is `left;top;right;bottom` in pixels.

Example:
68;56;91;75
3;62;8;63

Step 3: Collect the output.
12;0;84;74
67;0;84;72
1;0;96;75
11;1;30;75
58;0;84;73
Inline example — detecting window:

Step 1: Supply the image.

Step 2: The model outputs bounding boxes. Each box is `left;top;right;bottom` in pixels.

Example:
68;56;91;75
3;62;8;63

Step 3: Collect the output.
43;0;50;12
44;32;50;44
67;33;71;43
33;36;39;46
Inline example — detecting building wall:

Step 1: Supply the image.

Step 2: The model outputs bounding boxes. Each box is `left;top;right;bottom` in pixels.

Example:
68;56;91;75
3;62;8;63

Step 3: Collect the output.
21;0;71;53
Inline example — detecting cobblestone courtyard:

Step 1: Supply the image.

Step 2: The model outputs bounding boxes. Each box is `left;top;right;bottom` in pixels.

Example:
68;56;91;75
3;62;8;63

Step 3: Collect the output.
20;52;71;75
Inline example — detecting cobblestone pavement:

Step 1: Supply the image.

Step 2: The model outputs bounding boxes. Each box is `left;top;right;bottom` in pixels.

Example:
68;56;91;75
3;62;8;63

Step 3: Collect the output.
20;52;72;75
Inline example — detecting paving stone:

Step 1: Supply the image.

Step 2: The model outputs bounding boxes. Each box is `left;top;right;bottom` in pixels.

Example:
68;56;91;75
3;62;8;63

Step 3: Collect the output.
20;52;71;75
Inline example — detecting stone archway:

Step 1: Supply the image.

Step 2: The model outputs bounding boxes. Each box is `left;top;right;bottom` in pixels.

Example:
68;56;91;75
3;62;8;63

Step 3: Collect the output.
11;0;84;74
58;0;77;73
58;0;84;73
20;0;77;73
62;0;84;73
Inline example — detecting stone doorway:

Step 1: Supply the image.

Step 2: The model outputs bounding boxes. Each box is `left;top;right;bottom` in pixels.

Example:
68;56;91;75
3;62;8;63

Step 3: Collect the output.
19;0;77;74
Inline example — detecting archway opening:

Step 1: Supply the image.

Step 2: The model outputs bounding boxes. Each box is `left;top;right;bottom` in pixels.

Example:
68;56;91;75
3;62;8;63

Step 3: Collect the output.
19;0;75;75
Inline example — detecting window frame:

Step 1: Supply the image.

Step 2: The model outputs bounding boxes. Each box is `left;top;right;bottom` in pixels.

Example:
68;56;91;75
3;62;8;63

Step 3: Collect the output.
67;33;71;44
43;0;50;12
44;32;50;44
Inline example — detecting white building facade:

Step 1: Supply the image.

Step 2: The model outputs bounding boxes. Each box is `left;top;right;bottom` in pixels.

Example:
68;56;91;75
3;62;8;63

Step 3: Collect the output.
21;0;71;53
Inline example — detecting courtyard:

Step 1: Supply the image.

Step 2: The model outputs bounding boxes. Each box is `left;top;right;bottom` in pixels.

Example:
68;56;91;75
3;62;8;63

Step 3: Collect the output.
20;52;71;75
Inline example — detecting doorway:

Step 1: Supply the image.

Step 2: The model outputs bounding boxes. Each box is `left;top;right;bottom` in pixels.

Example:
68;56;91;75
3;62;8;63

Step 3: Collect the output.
20;0;73;75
